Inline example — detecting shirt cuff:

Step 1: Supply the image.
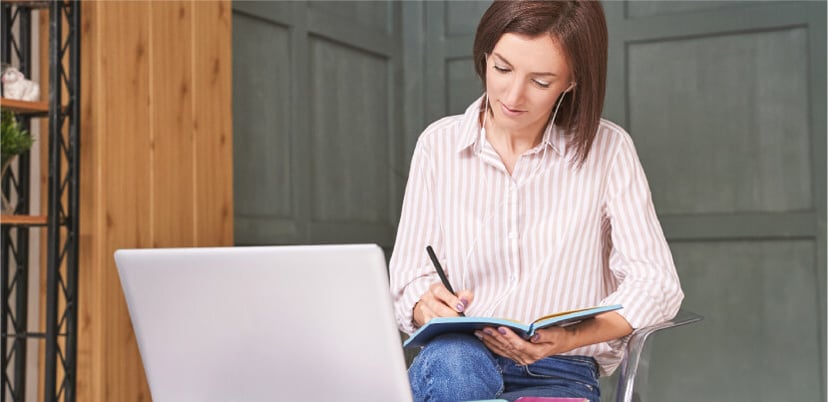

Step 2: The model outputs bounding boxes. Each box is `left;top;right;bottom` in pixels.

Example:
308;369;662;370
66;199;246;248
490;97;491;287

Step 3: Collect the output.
601;277;683;330
395;277;434;334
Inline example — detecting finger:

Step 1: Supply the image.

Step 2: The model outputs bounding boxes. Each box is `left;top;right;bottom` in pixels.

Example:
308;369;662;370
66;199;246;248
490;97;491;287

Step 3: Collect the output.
412;301;429;327
413;295;459;327
496;326;528;345
530;326;563;343
480;335;531;365
427;283;467;314
529;327;571;358
420;286;465;317
476;331;514;359
487;327;541;363
478;327;513;354
495;327;530;356
455;290;474;309
480;326;520;346
424;297;464;318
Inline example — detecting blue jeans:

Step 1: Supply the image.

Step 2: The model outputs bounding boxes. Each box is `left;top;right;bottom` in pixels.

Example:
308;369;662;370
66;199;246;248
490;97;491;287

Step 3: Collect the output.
408;333;600;402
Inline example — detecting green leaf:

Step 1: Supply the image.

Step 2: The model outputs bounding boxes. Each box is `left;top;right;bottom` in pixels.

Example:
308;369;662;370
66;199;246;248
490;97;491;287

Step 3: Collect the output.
1;110;34;167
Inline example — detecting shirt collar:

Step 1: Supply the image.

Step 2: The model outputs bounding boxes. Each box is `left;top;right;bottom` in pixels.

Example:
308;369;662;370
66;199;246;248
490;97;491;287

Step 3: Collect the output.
456;95;485;153
456;95;568;157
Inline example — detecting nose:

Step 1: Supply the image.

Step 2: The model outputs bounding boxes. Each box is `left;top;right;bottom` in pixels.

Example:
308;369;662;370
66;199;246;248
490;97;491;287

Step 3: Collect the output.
503;76;525;107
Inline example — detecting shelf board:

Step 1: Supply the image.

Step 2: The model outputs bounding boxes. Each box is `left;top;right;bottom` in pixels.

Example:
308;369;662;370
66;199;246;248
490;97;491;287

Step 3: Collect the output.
0;98;49;115
0;214;48;227
1;1;50;9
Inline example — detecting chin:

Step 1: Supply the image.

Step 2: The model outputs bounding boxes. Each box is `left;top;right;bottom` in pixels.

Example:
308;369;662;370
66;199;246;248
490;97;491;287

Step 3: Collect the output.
495;110;529;128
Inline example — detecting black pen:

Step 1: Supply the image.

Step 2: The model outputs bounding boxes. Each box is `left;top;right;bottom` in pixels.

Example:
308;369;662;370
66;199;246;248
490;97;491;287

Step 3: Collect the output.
426;245;465;317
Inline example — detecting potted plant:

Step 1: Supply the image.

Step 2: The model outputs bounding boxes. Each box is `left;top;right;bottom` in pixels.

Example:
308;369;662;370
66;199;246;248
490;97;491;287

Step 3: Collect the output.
1;109;34;213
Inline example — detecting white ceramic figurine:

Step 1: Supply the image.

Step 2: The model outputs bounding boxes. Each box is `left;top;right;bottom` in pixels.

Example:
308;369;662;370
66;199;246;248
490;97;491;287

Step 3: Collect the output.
2;66;40;101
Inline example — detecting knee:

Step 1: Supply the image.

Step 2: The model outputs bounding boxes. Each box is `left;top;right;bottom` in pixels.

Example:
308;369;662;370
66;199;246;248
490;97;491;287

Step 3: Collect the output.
416;333;493;371
409;334;502;401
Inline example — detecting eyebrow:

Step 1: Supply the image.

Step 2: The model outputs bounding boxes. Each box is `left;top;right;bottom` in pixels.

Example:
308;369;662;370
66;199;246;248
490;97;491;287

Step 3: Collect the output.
492;52;557;77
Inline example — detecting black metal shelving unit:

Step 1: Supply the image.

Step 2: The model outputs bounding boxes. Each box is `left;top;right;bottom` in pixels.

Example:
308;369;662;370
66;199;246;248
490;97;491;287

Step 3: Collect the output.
1;1;80;402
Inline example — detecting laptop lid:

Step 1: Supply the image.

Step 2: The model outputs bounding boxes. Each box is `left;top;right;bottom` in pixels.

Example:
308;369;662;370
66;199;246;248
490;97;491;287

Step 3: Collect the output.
115;244;413;402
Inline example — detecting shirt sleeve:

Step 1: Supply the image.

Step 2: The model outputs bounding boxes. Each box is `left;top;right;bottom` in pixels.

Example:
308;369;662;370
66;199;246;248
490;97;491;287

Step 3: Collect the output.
389;137;442;334
600;133;684;329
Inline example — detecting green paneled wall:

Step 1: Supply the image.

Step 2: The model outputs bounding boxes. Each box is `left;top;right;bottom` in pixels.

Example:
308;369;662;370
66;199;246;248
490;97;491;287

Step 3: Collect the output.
232;1;827;401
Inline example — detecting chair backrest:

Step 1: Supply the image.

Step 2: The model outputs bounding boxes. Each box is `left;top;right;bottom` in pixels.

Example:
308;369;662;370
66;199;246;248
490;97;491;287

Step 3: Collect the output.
614;309;703;402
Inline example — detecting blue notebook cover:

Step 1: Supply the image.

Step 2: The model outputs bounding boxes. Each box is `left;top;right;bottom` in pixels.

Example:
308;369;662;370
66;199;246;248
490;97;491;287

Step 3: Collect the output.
403;304;622;349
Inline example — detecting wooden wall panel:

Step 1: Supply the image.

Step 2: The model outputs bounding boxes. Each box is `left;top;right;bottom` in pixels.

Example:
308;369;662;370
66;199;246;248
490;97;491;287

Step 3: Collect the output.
151;1;195;248
74;1;98;398
193;1;233;247
68;1;234;401
99;4;153;401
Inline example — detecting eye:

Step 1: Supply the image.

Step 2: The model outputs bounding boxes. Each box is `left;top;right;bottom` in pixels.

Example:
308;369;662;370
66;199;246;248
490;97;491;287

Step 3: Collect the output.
493;65;510;73
532;79;551;89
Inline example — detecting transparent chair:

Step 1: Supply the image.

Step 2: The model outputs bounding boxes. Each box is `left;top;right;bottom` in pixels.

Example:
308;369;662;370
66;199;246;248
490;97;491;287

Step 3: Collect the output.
401;309;703;402
612;309;703;402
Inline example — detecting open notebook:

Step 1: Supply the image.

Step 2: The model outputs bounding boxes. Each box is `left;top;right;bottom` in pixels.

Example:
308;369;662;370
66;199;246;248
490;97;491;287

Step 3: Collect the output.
115;244;412;402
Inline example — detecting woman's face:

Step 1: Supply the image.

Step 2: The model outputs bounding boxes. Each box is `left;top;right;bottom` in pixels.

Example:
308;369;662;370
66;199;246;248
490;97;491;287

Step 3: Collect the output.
485;33;573;135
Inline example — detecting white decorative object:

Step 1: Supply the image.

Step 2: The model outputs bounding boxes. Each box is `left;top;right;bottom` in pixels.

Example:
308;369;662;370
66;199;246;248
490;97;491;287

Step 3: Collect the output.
1;66;40;101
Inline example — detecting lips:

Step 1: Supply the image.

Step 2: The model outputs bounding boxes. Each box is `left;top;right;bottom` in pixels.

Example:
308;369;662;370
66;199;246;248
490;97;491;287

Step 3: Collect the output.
499;101;525;117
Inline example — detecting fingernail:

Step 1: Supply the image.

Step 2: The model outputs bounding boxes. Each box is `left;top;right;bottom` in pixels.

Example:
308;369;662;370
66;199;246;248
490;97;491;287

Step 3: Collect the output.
531;334;540;342
460;298;469;307
484;328;494;336
498;327;507;335
456;303;465;312
474;331;483;339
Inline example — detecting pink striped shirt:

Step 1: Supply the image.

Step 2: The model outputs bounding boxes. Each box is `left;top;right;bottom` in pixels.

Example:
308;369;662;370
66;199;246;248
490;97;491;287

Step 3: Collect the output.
389;96;684;375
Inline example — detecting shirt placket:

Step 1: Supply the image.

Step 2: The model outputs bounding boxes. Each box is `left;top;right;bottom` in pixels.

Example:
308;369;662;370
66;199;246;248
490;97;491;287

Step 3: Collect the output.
507;179;521;285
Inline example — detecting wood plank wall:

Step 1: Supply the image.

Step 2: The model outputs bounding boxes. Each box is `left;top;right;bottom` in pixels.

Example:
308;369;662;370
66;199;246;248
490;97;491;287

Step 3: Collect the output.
37;2;233;400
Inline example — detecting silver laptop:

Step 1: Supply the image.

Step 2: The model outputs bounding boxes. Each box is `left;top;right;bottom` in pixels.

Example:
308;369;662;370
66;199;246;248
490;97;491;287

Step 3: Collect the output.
115;244;413;402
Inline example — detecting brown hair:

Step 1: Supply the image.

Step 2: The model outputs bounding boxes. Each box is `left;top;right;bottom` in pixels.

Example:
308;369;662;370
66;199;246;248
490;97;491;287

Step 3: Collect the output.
473;0;607;165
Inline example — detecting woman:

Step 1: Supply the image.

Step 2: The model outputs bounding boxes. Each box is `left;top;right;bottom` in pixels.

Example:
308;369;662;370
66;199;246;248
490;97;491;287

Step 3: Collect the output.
389;1;684;401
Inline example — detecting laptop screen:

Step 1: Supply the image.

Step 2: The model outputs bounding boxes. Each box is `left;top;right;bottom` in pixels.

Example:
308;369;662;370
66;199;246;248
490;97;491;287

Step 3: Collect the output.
115;244;412;402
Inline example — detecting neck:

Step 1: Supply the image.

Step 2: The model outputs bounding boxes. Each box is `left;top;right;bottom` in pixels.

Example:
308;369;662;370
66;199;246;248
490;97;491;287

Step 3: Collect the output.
485;115;546;156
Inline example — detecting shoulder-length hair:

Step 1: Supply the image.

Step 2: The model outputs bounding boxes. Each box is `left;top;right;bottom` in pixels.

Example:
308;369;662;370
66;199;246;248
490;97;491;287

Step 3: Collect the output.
473;0;607;165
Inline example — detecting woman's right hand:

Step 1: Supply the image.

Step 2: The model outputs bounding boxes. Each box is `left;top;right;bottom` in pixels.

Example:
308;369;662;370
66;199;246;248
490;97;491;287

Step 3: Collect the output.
412;282;474;327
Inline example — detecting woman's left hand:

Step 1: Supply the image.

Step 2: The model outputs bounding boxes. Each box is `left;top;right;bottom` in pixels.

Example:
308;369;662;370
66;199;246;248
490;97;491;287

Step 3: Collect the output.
475;326;574;365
